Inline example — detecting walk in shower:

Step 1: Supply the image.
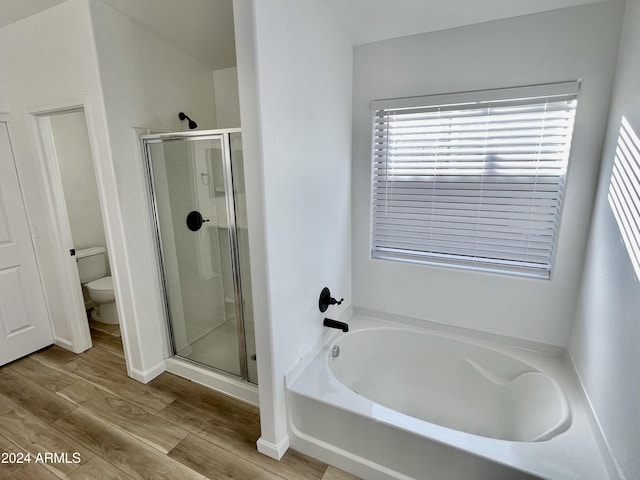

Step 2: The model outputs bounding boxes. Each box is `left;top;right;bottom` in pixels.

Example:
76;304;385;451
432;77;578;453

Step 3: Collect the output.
142;129;257;388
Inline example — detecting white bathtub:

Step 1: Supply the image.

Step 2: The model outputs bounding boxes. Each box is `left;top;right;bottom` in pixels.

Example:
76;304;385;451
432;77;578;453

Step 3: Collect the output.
286;315;615;480
329;327;571;443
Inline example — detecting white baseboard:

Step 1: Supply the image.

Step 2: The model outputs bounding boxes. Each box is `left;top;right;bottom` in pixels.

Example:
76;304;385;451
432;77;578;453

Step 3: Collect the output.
129;360;166;384
53;336;75;351
257;435;290;460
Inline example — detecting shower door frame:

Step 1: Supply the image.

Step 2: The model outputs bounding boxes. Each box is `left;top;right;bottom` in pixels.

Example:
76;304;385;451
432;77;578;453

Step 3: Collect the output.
141;128;249;382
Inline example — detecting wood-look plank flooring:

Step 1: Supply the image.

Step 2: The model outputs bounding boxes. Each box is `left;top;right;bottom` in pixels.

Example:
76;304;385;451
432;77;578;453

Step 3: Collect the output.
0;325;361;480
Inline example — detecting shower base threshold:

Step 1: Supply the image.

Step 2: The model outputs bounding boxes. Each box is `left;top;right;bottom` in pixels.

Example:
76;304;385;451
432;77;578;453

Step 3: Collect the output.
165;357;259;406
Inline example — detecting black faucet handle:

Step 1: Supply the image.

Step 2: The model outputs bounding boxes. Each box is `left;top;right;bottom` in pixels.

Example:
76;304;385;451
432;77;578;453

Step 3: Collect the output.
319;287;344;312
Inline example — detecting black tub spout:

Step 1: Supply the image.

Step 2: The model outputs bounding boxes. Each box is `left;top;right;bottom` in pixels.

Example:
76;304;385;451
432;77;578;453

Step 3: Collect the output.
323;318;349;332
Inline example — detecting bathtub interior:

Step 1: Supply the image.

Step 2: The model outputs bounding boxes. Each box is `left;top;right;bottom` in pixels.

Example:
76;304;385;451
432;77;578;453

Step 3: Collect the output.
286;314;615;480
328;328;571;442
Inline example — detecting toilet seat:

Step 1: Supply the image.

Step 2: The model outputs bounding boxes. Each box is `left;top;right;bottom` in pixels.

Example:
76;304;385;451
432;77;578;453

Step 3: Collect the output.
76;247;119;325
86;276;115;305
86;276;113;291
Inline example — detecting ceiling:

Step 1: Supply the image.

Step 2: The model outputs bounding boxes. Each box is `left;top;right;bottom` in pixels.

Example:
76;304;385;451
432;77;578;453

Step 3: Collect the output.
320;0;608;45
1;0;608;68
0;0;236;71
0;0;67;27
98;0;235;70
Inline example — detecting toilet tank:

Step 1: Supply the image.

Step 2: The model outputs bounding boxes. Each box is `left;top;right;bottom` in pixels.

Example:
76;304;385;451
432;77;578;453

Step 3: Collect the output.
76;247;107;283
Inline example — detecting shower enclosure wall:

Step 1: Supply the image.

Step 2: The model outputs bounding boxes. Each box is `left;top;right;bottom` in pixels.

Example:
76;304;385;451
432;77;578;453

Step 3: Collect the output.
142;129;257;388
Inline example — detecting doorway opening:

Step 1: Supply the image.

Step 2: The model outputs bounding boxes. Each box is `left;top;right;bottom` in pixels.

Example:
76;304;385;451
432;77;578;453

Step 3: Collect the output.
31;106;124;369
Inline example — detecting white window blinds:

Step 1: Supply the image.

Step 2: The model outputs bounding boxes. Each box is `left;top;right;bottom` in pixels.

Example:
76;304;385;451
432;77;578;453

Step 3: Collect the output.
371;82;579;278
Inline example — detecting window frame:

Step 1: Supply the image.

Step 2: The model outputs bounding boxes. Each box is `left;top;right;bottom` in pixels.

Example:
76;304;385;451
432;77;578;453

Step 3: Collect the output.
369;81;580;279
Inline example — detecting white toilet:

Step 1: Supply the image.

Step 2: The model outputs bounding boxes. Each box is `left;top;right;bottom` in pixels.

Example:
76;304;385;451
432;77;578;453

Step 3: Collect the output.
76;246;119;324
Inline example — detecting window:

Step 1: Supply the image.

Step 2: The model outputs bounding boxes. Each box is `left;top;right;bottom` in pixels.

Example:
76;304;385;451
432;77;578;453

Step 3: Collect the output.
371;82;579;279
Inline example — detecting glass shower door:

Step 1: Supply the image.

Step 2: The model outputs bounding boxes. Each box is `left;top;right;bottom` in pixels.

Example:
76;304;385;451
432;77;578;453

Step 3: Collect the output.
144;133;248;379
229;132;258;384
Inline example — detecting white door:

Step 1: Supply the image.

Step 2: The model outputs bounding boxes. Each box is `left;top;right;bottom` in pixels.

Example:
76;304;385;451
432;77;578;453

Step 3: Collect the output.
0;122;53;365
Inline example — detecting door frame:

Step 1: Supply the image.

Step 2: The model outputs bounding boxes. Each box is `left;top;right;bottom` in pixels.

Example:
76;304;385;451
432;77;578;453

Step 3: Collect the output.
25;99;102;354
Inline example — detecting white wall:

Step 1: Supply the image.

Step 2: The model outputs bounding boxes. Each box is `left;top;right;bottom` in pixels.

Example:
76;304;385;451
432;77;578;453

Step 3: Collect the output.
234;0;352;456
90;0;217;134
213;67;241;128
569;1;640;478
50;110;108;255
0;0;109;346
351;1;625;346
87;0;218;379
0;40;8;112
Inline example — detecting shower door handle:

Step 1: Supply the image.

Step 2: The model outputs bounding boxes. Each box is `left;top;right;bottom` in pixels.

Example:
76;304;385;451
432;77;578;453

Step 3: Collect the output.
186;210;210;231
